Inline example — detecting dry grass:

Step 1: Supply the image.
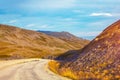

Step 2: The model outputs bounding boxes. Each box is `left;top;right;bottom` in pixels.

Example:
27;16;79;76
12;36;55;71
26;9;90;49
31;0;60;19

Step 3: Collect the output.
48;60;120;80
48;60;78;79
48;60;60;74
60;68;78;79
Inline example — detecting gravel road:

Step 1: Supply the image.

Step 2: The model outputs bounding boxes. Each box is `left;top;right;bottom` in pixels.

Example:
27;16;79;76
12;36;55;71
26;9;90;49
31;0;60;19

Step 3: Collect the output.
0;59;71;80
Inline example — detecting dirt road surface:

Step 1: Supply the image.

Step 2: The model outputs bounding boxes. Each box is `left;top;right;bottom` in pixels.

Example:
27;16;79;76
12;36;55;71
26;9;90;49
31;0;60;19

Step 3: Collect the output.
0;59;71;80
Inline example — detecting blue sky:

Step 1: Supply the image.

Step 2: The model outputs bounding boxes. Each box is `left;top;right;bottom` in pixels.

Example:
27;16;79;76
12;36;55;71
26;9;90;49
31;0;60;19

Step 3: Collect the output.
0;0;120;39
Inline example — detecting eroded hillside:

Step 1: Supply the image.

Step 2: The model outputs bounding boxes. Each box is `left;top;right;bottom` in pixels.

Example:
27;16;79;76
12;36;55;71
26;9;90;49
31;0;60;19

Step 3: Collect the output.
49;20;120;80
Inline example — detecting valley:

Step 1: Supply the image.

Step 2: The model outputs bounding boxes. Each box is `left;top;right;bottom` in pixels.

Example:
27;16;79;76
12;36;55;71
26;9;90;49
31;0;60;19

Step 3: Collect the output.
0;20;120;80
0;0;119;80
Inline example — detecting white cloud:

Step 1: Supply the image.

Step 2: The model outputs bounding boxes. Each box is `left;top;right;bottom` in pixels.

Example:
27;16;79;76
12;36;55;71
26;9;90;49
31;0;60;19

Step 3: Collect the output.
39;24;54;29
90;13;113;17
76;31;101;37
8;20;17;23
26;24;36;27
73;10;84;13
40;25;48;28
61;18;74;21
20;0;76;11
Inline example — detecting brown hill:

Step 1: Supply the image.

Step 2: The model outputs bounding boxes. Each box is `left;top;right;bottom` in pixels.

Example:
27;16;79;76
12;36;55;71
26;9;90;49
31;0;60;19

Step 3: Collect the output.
0;24;78;60
49;20;120;80
38;31;89;49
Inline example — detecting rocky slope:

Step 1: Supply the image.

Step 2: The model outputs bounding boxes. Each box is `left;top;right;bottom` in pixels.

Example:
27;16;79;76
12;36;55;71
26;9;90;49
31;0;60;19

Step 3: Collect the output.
38;31;89;49
50;20;120;80
0;24;77;59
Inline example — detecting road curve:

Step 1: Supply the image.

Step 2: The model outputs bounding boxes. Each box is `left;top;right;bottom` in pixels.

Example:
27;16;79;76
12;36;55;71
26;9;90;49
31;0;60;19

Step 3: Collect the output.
0;59;71;80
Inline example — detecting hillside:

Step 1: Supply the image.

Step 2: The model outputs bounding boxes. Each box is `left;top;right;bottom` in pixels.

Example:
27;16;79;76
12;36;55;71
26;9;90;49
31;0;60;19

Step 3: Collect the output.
38;31;89;49
49;20;120;80
0;24;77;60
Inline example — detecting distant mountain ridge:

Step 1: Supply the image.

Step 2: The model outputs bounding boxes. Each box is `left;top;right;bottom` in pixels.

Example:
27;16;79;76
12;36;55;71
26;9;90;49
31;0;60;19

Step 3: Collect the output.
38;30;89;49
38;30;82;40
